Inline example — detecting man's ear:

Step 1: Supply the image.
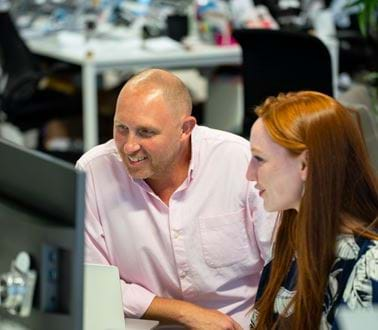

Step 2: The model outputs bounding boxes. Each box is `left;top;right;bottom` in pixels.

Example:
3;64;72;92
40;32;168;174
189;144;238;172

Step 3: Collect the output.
181;116;196;138
299;150;309;181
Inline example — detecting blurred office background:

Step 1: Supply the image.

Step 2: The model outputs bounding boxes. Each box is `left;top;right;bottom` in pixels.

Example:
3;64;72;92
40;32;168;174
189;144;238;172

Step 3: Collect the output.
0;0;377;167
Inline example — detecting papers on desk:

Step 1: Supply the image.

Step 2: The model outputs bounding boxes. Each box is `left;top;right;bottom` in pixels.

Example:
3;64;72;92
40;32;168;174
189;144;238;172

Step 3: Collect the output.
143;37;184;52
54;31;184;58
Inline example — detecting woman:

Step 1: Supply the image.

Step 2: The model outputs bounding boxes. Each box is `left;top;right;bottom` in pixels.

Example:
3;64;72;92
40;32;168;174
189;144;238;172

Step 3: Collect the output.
247;91;378;329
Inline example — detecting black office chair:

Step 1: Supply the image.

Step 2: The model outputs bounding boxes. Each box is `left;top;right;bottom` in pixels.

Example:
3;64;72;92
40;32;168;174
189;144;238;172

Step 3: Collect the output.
233;28;333;137
0;10;81;135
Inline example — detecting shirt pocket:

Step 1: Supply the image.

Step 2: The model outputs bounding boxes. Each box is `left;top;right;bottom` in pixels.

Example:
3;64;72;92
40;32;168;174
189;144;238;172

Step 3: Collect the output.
199;208;250;268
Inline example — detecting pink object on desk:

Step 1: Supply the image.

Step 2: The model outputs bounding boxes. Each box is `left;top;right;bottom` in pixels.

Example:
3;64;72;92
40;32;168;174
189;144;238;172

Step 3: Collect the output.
214;32;238;46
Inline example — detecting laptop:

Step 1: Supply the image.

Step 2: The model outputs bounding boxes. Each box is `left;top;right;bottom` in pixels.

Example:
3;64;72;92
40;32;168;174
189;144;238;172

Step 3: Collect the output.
84;263;159;330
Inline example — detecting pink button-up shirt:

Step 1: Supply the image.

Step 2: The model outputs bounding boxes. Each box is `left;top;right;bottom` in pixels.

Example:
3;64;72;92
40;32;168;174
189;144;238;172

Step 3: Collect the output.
76;126;275;329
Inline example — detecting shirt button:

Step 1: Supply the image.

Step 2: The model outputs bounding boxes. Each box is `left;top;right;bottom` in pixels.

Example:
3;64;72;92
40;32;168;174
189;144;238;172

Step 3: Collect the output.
173;230;180;239
179;271;187;279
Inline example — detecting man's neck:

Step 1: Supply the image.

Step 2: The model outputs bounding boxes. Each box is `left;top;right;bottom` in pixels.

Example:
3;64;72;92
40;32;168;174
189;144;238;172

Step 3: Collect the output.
146;142;191;206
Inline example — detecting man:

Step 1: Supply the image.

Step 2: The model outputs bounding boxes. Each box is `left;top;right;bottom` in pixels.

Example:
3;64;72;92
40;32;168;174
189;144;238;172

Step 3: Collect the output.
76;69;275;329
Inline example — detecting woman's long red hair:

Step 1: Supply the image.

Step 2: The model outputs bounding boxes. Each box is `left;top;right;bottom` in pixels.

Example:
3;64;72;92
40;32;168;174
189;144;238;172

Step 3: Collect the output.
253;91;378;329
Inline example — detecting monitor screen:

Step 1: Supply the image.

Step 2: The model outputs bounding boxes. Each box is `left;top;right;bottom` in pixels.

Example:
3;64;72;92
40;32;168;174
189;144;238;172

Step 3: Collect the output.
0;138;85;330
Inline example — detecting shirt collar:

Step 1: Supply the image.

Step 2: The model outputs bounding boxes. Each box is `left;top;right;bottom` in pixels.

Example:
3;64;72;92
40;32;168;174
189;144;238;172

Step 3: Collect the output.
187;125;201;183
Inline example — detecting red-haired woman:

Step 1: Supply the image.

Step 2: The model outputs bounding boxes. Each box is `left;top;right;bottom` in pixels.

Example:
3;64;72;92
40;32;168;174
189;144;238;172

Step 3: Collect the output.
247;91;378;329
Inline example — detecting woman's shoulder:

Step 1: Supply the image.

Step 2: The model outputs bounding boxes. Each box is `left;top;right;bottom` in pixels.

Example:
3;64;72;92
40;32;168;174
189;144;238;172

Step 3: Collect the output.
336;234;378;261
354;237;378;280
342;236;378;308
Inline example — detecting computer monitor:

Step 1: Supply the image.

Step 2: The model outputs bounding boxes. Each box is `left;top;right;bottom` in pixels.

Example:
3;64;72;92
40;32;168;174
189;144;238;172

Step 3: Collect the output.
0;138;85;330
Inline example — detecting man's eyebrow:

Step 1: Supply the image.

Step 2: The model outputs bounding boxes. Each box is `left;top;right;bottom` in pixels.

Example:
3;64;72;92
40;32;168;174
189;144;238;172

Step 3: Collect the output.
137;126;158;131
113;120;160;132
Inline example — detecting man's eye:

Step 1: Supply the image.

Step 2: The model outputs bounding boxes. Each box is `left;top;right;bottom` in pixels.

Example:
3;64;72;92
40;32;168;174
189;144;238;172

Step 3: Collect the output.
116;125;128;132
138;129;155;137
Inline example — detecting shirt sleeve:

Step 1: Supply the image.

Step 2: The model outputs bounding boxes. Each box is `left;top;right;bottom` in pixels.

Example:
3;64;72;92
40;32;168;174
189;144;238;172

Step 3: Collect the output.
246;183;277;263
76;160;156;318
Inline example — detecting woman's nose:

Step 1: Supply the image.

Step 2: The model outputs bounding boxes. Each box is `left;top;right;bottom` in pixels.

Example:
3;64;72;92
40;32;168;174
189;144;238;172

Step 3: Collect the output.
246;160;257;181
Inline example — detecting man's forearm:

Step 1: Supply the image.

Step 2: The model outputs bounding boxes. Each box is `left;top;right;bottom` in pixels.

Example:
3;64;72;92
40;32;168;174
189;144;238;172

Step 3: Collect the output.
142;296;195;325
142;296;242;330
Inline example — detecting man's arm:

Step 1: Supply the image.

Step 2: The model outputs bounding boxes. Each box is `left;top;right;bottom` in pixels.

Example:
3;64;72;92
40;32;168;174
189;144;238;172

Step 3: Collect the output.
85;201;242;328
143;297;243;330
77;161;156;317
77;160;243;328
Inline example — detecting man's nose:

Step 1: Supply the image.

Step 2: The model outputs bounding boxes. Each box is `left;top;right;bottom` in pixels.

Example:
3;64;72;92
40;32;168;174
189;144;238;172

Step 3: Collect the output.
123;135;141;154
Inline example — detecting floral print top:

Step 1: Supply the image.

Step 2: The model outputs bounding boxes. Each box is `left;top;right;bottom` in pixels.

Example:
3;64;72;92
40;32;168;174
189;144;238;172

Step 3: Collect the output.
250;235;378;329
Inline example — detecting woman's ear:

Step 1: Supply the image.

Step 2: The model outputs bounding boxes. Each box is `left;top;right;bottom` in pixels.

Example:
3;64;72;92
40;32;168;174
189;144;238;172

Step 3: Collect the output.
299;150;308;181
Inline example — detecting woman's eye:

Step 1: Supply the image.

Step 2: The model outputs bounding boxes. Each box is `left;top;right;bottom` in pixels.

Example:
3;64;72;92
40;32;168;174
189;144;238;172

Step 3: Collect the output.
253;155;264;162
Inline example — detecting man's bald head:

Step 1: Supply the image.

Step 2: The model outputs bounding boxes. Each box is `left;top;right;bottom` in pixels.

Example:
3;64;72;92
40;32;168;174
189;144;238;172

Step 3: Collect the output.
113;69;197;186
118;69;192;118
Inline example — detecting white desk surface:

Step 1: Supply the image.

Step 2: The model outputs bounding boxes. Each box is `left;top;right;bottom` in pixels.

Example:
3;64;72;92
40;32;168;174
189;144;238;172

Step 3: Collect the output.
27;35;242;70
26;34;241;150
125;318;159;330
0;319;158;330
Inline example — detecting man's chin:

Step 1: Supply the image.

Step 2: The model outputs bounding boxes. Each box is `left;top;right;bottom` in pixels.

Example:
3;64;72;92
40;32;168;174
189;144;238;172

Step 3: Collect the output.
125;167;151;180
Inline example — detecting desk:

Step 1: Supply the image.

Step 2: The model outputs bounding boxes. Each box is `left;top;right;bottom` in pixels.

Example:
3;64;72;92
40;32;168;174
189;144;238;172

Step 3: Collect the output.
27;35;242;150
125;318;159;329
0;319;158;330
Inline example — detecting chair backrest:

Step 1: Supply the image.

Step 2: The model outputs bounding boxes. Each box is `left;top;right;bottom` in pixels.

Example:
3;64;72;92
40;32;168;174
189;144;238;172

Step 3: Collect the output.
0;11;38;80
0;10;42;123
346;104;378;174
338;83;378;172
0;9;82;136
233;28;333;137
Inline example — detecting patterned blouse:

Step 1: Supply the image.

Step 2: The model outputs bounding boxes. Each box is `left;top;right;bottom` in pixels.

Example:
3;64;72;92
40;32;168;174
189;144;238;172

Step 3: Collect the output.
250;235;378;329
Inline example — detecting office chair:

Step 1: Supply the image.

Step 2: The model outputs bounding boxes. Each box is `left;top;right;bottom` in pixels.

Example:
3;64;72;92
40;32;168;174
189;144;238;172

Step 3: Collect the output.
0;10;81;137
338;84;378;173
233;28;333;137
